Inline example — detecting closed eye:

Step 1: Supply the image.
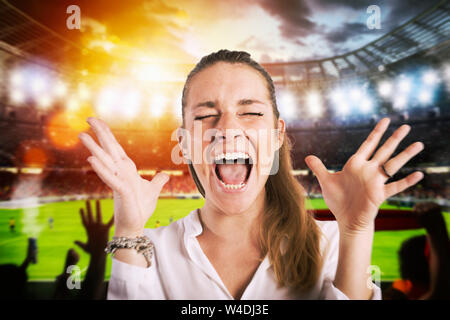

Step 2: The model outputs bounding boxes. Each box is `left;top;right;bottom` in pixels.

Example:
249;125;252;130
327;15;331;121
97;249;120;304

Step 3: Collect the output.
241;112;264;116
194;114;218;120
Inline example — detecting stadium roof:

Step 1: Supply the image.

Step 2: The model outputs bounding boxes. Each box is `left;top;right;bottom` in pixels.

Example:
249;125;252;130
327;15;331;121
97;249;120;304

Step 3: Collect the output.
0;0;449;84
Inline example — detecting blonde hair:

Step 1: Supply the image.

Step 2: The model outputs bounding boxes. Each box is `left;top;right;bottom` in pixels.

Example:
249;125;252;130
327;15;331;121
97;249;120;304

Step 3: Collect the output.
182;49;323;291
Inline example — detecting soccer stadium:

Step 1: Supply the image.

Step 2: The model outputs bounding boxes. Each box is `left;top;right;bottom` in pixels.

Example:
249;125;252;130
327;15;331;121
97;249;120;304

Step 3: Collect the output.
0;0;449;299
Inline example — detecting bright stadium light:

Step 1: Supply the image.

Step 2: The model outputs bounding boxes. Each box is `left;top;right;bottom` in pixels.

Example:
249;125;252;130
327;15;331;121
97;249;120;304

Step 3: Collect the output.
97;87;117;116
350;87;363;101
378;81;393;97
306;91;322;117
330;88;344;104
10;71;23;87
67;97;80;110
278;91;296;119
122;90;141;118
150;94;167;117
337;102;350;116
422;70;439;86
31;76;46;94
418;90;432;105
361;97;373;113
54;80;67;97
398;77;412;94
37;95;52;109
78;83;90;100
10;89;25;104
393;95;407;110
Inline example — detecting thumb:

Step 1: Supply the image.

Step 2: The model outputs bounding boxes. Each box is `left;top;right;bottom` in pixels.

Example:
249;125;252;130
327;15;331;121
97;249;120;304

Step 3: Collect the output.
305;155;329;183
151;172;170;194
74;240;88;253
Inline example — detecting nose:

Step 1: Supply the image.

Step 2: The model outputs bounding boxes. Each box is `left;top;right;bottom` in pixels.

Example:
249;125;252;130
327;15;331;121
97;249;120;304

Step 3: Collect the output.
211;112;244;143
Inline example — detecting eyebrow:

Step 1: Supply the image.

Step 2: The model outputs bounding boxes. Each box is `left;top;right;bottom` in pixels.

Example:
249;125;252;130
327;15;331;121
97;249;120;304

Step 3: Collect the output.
237;98;266;106
193;98;266;109
194;101;216;109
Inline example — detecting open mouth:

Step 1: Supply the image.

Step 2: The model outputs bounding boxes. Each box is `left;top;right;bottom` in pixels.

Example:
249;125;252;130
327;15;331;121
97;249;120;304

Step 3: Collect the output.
213;152;253;191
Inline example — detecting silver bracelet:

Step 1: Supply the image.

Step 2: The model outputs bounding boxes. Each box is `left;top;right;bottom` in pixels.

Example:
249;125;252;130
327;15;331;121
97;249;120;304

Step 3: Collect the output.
105;235;154;267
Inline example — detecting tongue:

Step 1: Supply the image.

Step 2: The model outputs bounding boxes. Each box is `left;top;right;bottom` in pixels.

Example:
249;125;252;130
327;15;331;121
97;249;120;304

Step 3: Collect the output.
217;164;248;185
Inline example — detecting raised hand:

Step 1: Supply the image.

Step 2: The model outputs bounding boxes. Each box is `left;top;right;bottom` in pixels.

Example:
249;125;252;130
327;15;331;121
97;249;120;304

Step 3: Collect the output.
78;117;169;237
305;118;424;233
75;199;114;255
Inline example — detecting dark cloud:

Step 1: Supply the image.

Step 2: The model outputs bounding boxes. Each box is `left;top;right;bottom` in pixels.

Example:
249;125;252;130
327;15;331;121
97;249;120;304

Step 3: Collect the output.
311;0;377;11
323;22;372;43
256;0;443;59
258;0;316;39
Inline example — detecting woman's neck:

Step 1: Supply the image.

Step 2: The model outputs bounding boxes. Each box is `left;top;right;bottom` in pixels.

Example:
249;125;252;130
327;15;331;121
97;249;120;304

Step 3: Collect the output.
199;191;265;248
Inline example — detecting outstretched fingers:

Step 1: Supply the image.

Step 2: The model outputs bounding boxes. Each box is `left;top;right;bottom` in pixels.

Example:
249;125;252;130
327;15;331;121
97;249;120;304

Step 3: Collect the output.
355;118;390;160
86;200;93;225
384;171;424;198
79;208;87;228
86;117;128;161
383;142;424;177
372;124;411;164
87;156;124;193
79;132;117;173
95;199;102;224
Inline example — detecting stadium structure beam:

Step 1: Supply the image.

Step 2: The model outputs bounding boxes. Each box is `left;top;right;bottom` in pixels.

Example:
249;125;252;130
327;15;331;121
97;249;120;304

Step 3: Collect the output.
390;32;420;48
413;21;448;38
16;34;53;51
353;52;376;70
0;21;32;41
342;56;357;72
330;59;341;78
319;63;326;80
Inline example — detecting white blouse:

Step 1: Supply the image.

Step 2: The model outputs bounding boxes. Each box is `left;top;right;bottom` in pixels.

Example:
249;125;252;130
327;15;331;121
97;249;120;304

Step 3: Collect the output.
107;209;382;300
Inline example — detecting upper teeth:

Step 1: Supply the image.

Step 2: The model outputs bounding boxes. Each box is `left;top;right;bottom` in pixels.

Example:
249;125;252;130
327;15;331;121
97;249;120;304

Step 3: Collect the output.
214;152;249;161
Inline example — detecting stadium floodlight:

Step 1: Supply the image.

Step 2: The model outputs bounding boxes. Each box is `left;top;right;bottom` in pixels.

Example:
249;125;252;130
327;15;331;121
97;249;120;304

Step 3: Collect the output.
306;91;322;117
97;87;117;117
278;91;296;119
350;87;363;102
78;83;91;100
67;97;80;111
10;89;25;104
54;80;67;97
398;77;412;94
37;95;52;109
378;81;393;98
422;70;439;86
10;71;23;87
330;88;344;104
122;90;141;118
136;64;165;82
393;95;407;110
150;94;167;117
360;97;373;113
418;90;432;105
336;101;350;116
329;88;349;116
31;76;46;94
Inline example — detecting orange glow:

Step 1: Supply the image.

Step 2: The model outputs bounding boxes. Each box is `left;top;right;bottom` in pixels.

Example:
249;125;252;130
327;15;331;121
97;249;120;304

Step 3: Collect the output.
45;109;93;150
22;146;48;167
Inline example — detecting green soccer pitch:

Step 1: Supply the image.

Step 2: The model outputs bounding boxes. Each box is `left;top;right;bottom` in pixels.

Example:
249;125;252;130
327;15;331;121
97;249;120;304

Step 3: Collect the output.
0;198;449;282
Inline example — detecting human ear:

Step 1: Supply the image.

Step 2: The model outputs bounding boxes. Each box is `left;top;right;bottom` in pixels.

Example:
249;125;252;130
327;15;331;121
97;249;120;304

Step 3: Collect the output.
176;127;190;161
275;118;285;151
